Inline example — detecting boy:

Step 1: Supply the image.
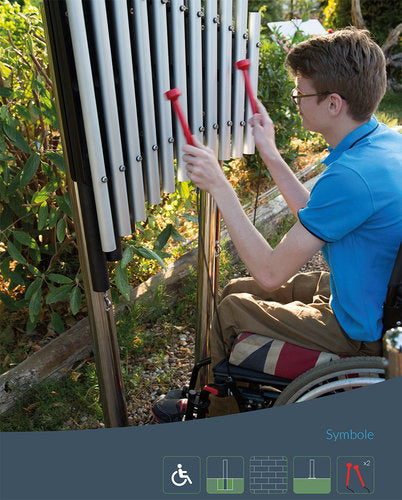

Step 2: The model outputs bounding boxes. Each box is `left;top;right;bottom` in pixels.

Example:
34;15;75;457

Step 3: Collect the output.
155;28;402;420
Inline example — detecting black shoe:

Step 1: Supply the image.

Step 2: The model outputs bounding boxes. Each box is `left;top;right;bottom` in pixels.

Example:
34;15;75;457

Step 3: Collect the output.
151;397;187;423
164;386;189;399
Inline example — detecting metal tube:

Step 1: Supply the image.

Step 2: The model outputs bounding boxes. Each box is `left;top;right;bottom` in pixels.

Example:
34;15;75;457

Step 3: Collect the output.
111;0;146;222
244;12;261;155
170;0;190;181
218;0;233;161
132;0;161;205
151;0;175;194
204;0;219;154
65;0;116;252
231;0;248;158
188;0;204;143
89;0;131;237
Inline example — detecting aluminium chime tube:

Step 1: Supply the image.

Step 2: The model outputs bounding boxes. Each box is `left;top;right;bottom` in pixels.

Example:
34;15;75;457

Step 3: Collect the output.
151;0;176;194
111;0;146;222
204;0;219;154
132;0;161;205
170;0;190;181
231;0;249;159
218;0;233;161
244;12;261;155
188;0;204;143
89;0;131;237
65;0;116;253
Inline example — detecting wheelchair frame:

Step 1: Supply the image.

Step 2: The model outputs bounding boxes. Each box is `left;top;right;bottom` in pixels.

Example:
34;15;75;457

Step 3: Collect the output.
181;327;401;421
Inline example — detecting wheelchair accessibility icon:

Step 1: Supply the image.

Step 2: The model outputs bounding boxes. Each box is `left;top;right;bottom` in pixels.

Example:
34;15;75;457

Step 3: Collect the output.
171;463;193;487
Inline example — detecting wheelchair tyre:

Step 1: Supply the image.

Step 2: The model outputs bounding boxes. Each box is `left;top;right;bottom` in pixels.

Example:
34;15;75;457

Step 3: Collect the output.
273;356;385;406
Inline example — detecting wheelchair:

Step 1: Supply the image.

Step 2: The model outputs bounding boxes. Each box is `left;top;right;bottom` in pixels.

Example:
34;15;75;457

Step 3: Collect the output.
152;243;402;423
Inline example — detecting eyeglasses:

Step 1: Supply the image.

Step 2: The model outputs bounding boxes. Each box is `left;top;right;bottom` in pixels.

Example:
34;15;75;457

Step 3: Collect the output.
290;88;344;105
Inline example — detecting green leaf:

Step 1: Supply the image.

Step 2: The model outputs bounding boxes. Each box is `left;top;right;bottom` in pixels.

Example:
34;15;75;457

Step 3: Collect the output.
182;213;198;224
25;277;42;302
121;246;134;269
114;263;131;301
45;151;65;174
0;292;19;311
51;312;64;334
153;224;172;251
0;133;6;152
14;230;39;250
56;193;72;218
46;284;73;305
170;225;186;243
48;273;73;284
132;245;166;270
0;87;12;97
6;241;26;264
70;286;82;315
27;264;41;276
5;125;31;154
56;218;66;242
29;285;42;323
38;203;47;230
48;207;60;229
178;181;190;200
20;154;40;187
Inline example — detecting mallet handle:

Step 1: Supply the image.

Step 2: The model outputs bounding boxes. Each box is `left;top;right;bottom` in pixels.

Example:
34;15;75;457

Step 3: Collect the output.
172;100;194;146
236;60;258;115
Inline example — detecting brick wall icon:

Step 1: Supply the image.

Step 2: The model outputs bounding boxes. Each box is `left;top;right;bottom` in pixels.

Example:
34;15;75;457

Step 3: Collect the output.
250;456;288;494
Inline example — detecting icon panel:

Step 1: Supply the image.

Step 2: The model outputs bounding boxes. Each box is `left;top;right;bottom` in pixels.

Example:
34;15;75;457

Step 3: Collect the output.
249;456;288;494
163;456;201;495
337;456;374;494
206;456;244;494
293;456;331;494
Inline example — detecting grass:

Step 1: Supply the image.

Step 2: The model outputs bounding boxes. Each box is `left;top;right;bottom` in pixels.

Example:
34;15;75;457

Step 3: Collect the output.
0;361;103;432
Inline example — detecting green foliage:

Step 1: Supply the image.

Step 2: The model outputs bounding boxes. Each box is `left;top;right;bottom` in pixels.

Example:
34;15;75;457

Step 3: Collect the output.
0;1;196;351
240;29;312;181
324;0;401;47
0;0;78;336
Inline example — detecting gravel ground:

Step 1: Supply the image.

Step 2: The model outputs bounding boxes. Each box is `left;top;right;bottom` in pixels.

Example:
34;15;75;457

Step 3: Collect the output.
125;251;329;427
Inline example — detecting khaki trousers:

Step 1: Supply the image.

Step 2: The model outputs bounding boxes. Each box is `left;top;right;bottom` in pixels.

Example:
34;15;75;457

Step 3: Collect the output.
208;271;382;417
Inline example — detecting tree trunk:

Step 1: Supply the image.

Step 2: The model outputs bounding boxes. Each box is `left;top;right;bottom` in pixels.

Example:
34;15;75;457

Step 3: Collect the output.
351;0;367;30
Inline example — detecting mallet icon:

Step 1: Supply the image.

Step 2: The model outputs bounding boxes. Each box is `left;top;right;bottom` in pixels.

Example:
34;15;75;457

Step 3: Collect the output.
345;462;370;493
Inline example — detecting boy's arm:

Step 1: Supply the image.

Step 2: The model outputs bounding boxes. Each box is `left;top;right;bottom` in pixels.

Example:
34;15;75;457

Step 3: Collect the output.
248;100;310;216
182;139;324;291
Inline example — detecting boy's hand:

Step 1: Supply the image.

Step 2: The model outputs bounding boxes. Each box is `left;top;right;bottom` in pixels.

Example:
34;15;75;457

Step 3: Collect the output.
248;100;280;162
182;137;229;197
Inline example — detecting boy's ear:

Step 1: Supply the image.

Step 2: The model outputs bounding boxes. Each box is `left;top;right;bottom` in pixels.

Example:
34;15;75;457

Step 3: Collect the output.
328;93;344;116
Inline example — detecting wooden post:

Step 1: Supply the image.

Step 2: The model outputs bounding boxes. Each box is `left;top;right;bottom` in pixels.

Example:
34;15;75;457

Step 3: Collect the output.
41;2;128;427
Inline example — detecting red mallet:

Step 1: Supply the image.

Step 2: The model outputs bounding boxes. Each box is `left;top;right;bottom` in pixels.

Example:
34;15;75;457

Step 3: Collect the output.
165;88;194;146
346;463;352;487
353;465;366;488
235;59;258;115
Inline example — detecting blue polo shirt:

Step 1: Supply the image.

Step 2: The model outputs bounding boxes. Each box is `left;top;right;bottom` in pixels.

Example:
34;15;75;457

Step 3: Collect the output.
298;116;402;342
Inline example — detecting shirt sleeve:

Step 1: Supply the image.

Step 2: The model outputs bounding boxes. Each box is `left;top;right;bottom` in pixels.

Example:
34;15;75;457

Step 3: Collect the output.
298;164;375;243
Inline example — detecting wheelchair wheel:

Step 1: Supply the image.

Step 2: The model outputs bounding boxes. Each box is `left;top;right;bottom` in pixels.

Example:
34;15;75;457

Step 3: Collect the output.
273;357;385;406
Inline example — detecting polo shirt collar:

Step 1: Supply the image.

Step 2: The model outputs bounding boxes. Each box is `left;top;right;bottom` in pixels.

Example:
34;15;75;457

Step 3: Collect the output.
323;115;379;166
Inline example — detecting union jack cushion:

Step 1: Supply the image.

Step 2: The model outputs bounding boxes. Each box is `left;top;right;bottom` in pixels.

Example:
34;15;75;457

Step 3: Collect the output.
229;332;341;380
